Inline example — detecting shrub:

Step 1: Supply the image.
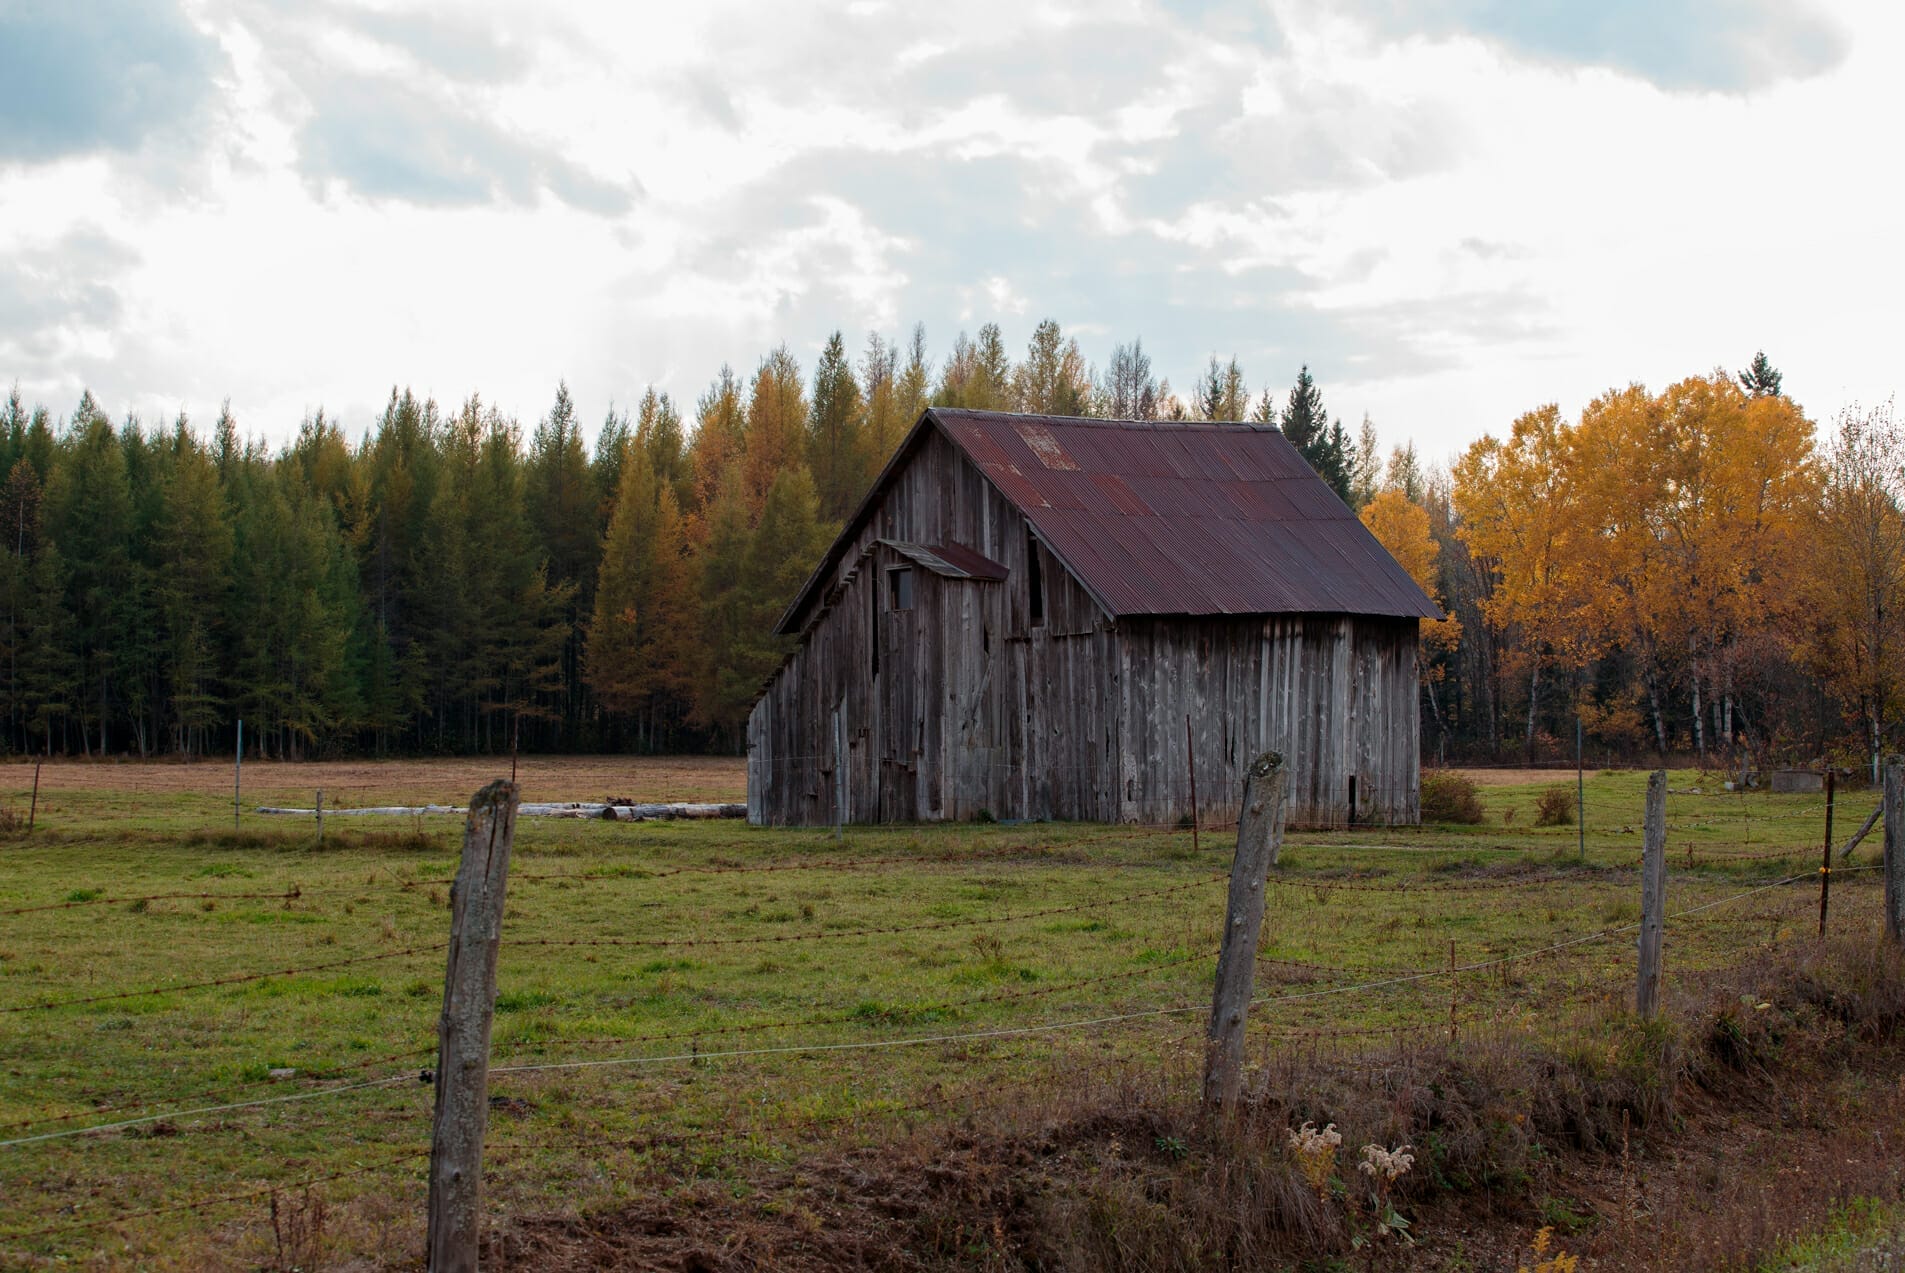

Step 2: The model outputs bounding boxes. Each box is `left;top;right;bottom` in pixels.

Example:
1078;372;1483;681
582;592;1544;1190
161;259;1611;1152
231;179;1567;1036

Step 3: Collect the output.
1535;787;1576;827
1421;772;1485;824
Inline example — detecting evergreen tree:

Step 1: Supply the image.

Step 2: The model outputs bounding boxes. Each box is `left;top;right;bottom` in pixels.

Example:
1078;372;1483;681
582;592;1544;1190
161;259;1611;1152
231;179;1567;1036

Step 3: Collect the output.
525;381;599;745
637;387;686;504
18;538;76;753
806;330;867;520
935;324;1012;409
587;446;661;718
45;397;135;754
1277;366;1354;504
1738;350;1783;398
154;420;231;755
1349;414;1381;510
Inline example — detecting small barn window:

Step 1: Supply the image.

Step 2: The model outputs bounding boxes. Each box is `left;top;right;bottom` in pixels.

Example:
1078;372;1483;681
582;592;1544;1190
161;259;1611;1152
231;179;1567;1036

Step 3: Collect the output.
1027;532;1045;627
887;566;914;611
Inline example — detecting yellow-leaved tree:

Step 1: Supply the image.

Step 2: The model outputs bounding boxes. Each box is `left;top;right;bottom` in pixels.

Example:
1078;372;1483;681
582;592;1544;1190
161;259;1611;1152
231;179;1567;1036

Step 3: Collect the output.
1360;489;1461;748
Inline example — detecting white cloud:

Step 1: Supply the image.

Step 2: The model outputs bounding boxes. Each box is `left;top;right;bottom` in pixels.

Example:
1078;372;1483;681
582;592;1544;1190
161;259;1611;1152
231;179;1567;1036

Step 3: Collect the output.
0;0;1895;463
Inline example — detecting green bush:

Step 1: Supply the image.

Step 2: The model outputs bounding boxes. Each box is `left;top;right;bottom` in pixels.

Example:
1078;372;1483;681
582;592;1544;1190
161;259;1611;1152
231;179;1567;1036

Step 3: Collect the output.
1420;771;1485;824
1535;786;1576;827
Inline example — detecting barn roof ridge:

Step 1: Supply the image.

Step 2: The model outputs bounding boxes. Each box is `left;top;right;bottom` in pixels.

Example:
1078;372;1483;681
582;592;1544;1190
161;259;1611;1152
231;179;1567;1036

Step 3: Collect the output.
774;407;1441;635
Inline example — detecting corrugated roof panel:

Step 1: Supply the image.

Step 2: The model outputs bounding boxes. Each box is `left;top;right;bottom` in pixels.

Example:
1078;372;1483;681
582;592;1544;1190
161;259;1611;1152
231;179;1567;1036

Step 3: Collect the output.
875;411;1443;621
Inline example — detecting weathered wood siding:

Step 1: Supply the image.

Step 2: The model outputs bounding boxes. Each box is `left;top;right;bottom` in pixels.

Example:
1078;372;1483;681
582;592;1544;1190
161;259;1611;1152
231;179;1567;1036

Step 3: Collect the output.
747;425;1421;828
1116;615;1420;829
748;431;1111;826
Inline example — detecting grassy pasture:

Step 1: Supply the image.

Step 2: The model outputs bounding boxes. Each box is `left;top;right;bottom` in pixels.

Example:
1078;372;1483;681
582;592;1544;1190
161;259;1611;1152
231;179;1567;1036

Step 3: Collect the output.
0;759;1882;1267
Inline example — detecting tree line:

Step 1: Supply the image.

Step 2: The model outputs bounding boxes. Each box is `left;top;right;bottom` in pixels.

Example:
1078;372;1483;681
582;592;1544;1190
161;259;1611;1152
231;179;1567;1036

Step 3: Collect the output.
1356;353;1904;775
3;328;1898;771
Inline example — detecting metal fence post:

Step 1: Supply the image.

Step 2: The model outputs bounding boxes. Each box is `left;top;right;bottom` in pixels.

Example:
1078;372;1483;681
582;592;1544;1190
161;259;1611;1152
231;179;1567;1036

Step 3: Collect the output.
1636;770;1667;1019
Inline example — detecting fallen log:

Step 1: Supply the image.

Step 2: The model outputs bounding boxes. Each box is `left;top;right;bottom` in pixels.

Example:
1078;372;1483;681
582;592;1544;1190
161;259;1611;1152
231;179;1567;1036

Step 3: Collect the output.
255;800;745;822
600;802;746;822
1839;804;1884;860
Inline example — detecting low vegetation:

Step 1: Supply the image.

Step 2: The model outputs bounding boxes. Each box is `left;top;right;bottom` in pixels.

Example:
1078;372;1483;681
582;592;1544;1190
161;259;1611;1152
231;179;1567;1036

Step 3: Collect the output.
0;760;1891;1268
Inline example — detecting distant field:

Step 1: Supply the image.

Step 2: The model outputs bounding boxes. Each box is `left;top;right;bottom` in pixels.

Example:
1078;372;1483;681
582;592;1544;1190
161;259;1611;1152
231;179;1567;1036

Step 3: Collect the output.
0;760;1882;1267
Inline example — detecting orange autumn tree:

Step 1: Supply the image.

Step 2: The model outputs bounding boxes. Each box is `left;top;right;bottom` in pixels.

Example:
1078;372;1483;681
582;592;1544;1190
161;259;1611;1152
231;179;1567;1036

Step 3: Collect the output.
1573;375;1815;761
1360;488;1461;745
1452;405;1601;757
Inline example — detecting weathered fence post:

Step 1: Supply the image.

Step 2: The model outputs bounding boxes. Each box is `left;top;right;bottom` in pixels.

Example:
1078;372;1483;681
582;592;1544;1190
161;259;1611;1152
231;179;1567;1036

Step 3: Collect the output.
832;710;846;842
1636;770;1667;1019
426;780;520;1273
28;759;40;832
1185;715;1200;852
1205;751;1286;1110
1818;771;1835;938
1838;804;1882;861
234;718;243;830
316;788;325;846
1885;757;1904;946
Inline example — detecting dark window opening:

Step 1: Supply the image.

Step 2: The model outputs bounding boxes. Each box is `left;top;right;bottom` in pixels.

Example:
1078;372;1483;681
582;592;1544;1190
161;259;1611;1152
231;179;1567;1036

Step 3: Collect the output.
887;566;914;611
1027;532;1045;627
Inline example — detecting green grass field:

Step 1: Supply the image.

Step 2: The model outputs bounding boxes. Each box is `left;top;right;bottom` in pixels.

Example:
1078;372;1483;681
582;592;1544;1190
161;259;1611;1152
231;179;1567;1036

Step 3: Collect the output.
0;760;1883;1267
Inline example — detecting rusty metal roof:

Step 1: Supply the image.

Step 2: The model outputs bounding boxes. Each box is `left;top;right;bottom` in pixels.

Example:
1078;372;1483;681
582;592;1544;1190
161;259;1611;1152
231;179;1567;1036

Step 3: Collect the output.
879;539;1009;581
775;409;1441;634
933;410;1442;620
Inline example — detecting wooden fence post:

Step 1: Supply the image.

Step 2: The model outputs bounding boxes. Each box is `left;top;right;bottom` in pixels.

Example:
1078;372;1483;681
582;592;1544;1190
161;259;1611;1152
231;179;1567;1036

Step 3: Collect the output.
426;780;520;1273
234;718;243;830
1636;769;1667;1019
1205;751;1286;1110
28;760;40;832
1884;757;1904;946
1818;771;1835;938
316;788;325;846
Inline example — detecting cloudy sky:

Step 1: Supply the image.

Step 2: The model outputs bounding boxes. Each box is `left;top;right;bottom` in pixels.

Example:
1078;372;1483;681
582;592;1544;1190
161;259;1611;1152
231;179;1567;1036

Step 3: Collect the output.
0;0;1896;459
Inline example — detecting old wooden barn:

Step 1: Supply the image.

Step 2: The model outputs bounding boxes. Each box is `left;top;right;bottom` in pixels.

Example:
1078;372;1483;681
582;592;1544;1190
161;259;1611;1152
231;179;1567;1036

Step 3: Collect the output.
746;409;1442;828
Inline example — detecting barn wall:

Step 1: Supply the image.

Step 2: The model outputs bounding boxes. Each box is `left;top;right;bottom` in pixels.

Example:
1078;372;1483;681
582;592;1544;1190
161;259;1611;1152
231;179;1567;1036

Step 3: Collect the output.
1116;615;1420;828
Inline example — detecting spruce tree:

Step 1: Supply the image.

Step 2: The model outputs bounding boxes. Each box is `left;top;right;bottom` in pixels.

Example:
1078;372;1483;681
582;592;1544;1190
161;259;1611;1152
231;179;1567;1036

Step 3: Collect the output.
1738;350;1783;398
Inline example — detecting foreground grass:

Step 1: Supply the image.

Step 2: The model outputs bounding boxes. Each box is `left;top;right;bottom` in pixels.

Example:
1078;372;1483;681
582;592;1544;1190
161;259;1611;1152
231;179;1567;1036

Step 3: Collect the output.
0;761;1879;1266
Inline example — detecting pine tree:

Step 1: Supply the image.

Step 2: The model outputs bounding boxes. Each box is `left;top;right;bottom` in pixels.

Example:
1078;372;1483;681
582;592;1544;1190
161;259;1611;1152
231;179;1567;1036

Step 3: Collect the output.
154;420;231;755
526;381;599;745
1738;350;1783;398
1277;366;1354;504
807;331;867;520
18;538;76;753
45;398;135;754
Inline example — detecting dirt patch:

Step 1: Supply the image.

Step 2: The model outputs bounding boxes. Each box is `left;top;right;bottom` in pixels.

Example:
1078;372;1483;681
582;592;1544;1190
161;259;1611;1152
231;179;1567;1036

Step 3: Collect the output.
0;754;747;805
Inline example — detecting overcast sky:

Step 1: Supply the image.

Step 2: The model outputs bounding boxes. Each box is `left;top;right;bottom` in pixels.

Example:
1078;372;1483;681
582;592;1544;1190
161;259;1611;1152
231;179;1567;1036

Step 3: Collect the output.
0;0;1896;460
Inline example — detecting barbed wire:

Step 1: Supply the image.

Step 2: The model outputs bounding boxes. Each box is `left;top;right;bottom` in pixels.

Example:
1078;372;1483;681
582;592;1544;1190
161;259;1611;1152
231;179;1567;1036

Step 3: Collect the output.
508;874;1225;952
0;887;305;917
0;1042;439;1138
0;944;447;1015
